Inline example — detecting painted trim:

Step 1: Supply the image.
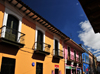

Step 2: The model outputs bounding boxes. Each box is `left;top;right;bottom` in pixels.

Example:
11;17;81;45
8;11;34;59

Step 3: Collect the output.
35;26;45;51
2;7;22;42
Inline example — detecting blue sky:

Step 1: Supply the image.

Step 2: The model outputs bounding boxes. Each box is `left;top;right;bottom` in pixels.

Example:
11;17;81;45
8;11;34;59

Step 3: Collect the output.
21;0;100;60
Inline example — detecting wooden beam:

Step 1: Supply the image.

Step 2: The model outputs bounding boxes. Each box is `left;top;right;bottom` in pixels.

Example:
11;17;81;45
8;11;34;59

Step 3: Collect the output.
30;15;34;18
45;25;49;27
33;17;38;20
37;19;41;22
14;3;19;7
93;26;100;30
9;0;13;3
23;9;27;12
39;21;43;23
42;23;46;25
26;12;31;15
46;25;51;28
87;6;100;16
91;17;100;23
48;27;53;30
19;5;24;10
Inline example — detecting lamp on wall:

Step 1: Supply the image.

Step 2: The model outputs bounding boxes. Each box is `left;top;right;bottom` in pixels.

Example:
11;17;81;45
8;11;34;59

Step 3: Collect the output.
48;45;51;48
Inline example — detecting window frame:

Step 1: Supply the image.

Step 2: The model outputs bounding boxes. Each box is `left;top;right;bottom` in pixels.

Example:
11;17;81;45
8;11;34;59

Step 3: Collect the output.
53;37;59;55
2;8;22;42
86;56;89;63
83;54;85;62
67;46;71;59
36;62;43;74
35;26;45;51
79;53;81;62
74;50;76;61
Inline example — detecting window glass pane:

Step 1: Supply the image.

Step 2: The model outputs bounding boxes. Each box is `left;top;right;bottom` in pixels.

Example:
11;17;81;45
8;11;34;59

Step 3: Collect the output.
36;63;43;74
68;47;70;58
37;30;43;42
7;14;19;30
74;50;76;59
6;14;19;41
1;57;15;74
55;39;58;55
37;30;43;50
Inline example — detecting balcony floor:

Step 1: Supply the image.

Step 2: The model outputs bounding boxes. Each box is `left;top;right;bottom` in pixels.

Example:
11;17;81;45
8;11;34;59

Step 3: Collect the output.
0;38;25;48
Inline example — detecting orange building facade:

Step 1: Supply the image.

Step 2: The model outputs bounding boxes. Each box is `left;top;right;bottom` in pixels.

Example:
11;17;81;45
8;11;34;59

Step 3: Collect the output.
0;0;71;74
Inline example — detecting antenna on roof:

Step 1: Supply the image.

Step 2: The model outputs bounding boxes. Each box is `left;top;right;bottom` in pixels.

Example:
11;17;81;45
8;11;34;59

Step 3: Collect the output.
70;33;74;40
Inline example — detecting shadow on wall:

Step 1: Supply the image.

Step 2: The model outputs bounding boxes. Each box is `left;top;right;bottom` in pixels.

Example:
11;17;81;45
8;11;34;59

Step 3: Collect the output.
52;57;60;63
32;53;46;61
22;18;36;30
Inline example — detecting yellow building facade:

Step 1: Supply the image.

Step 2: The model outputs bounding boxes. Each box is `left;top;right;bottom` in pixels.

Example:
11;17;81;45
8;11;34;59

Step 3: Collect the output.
0;0;70;74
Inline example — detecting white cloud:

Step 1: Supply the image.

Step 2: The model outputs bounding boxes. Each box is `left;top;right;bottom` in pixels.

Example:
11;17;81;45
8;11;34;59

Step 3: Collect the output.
97;56;100;61
78;20;100;61
93;50;100;54
95;53;100;56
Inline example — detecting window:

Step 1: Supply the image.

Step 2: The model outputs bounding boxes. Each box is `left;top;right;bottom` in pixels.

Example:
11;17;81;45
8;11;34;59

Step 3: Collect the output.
5;14;19;41
55;39;58;56
83;54;85;62
86;56;89;63
68;46;70;59
0;57;15;74
36;62;43;74
79;53;81;62
35;26;45;51
74;50;76;60
1;8;22;42
84;65;86;72
53;37;59;56
55;69;59;74
37;30;43;50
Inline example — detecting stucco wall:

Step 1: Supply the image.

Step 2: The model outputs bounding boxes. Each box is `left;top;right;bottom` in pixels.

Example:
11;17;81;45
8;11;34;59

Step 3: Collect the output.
0;2;64;74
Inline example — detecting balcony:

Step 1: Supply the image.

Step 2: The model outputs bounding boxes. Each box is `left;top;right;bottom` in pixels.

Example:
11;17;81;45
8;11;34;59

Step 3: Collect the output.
0;26;25;48
34;42;51;55
53;49;63;59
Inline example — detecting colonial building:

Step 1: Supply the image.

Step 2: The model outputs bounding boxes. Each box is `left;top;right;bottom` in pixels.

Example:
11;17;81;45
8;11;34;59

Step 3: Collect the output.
82;53;89;74
0;0;71;74
64;39;85;74
89;51;94;74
